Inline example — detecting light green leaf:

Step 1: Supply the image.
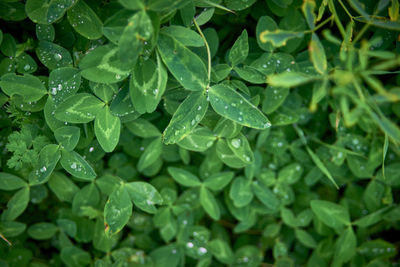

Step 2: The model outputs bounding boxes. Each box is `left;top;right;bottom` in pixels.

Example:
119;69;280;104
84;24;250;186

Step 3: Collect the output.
129;54;168;114
137;137;162;172
36;24;55;41
267;72;316;87
167;167;202;187
104;185;132;235
126;182;163;214
27;223;58;240
203;172;234;191
119;11;152;67
177;126;216;152
262;86;289;114
0;73;47;102
229;177;253;207
54;126;80;151
79;44;130;84
94;106;121;153
309;33;327;74
125;118;161;138
208;84;271;129
48;172;79;202
161;26;204;47
216;139;247;168
227;133;254;164
259;29;304;47
0;173;27;191
0;221;26;237
229;30;248;66
163;91;208;144
60;150;96;180
332;227;357;266
200;186;220;220
55;93;104;123
158;33;208;91
1;187;30;221
67;0;103;40
256;16;278;52
310;200;350;229
252;181;280;210
61;246;91;267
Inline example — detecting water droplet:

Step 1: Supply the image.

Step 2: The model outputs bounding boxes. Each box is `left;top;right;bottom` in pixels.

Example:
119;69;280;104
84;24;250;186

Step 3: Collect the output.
115;74;121;79
197;106;202;111
70;162;77;169
231;138;241;148
153;88;159;95
195;115;201;121
186;242;194;248
206;141;213;147
54;53;62;61
89;147;94;152
245;156;251;162
23;64;30;71
198;247;207;255
40;166;47;173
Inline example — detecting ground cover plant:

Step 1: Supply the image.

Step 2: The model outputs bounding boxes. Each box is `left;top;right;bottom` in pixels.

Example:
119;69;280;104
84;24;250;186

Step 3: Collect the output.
0;0;400;266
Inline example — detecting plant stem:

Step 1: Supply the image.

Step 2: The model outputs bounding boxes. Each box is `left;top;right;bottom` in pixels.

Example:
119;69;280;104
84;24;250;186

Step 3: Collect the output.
193;18;212;87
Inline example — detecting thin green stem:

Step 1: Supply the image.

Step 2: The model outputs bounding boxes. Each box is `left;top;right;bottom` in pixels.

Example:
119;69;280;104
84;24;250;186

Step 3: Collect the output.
304;15;334;34
338;0;354;20
353;22;370;43
193;18;211;87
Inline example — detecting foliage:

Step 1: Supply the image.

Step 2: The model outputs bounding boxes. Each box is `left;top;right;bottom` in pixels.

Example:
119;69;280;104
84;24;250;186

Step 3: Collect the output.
0;0;400;266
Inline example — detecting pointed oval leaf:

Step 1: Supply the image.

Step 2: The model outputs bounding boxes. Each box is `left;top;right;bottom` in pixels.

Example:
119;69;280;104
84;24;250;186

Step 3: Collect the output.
0;73;47;102
163;91;208;144
104;185;132;235
1;187;30;221
36;41;72;70
126;182;163;214
167;167;201;187
94;106;121;153
177;126;216;152
48;67;81;106
55;93;104;123
310;200;350;229
259;30;304;47
29;144;61;185
203;172;234;191
27;223;58;240
137;137;162;172
54;126;80;151
60;150;96;180
229;177;253;207
158;33;208;91
200;186;220;220
0;173;27;191
209;84;271;129
229;30;248;66
67;0;103;40
309;33;327;74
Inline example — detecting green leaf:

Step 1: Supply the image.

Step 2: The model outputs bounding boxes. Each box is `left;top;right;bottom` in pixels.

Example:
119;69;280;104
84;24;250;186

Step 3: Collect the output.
256;16;278;52
137;137;162;172
90;82;117;103
125;118;161;138
332;227;357;266
61;246;91;267
259;29;304;47
94;106;121;153
262;86;289;114
36;24;55;42
0;173;27;191
177;126;216;152
200;186;220;220
60;150;96;180
252;181;280;210
1;187;30;221
25;0;75;24
29;144;61;185
27;223;58;240
0;73;47;102
79;44;130;84
208;239;234;264
67;0;103;40
277;162;303;185
353;207;391;228
229;177;253;207
203;172;234;191
267;72;316;87
119;11;152;67
55;93;104;123
229;30;248;66
306;147;339;189
129;54;168;114
161;26;204;47
126;182;163;214
309;33;327;74
163;91;208;144
302;0;316;29
208;84;271;129
158;32;208;91
0;221;26;237
227;133;254;164
295;228;317;248
48;172;79;202
225;0;257;11
104;185;132;235
49;67;81;106
72;183;100;215
216;139;247;168
167;167;202;187
310;200;350;229
147;0;187;12
36;41;72;70
359;239;397;260
54;126;80;151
